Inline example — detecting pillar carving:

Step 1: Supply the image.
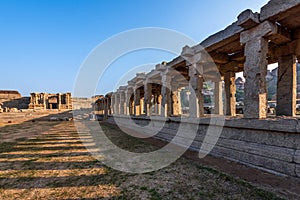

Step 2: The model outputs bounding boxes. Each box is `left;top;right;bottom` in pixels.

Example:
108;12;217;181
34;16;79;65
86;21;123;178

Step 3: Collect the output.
240;21;276;119
214;81;223;115
189;64;204;118
161;73;172;117
224;72;236;116
277;54;297;116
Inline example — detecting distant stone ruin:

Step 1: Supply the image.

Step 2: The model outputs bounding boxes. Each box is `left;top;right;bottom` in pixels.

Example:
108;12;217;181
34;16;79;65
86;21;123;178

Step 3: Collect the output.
29;92;72;110
0;90;30;110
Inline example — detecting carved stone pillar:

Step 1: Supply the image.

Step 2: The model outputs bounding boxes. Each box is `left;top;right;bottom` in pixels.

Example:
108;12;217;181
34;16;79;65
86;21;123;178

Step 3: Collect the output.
42;93;46;109
161;73;172;117
189;65;204;118
214;81;223;115
114;93;120;115
176;88;182;115
240;21;276;119
134;87;141;116
111;94;115;115
154;94;158;115
277;54;297;116
144;81;152;116
57;93;61;110
125;89;131;115
104;98;108;119
119;92;125;115
171;86;182;116
224;72;236;116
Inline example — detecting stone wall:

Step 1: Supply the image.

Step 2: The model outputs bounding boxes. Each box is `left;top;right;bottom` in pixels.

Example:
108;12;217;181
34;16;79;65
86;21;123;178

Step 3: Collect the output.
2;97;30;109
72;98;93;110
106;116;300;178
0;90;21;100
0;90;29;109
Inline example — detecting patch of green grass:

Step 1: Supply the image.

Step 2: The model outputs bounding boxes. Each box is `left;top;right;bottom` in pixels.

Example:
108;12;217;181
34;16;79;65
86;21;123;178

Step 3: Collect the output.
140;186;148;191
148;188;162;200
196;165;282;200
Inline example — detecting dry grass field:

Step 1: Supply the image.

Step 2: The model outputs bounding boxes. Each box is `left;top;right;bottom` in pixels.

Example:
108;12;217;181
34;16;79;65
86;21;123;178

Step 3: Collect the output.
0;112;286;199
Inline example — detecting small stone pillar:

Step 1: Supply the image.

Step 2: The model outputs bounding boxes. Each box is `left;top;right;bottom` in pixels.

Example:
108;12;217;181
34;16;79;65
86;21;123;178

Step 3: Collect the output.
176;88;182;115
154;94;158;115
119;92;125;115
189;65;204;118
277;54;297;116
161;73;172;117
124;89;130;115
158;95;162;115
144;81;152;116
224;72;236;116
214;81;223;115
35;93;38;105
57;93;61;110
111;94;115;115
67;93;72;109
108;97;112;115
171;86;182;116
140;98;144;115
42;93;46;109
104;98;108;119
114;93;120;115
134;87;141;116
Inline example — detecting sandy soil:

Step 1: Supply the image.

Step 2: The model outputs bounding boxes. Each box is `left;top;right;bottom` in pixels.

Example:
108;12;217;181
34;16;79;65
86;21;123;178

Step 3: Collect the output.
0;112;295;199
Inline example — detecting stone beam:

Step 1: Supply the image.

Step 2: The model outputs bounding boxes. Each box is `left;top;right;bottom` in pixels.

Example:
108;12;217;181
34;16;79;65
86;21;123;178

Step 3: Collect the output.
219;61;239;73
237;9;260;30
228;51;245;62
260;0;300;22
241;20;291;45
197;22;243;53
240;21;277;44
272;39;300;58
209;52;229;64
292;28;300;39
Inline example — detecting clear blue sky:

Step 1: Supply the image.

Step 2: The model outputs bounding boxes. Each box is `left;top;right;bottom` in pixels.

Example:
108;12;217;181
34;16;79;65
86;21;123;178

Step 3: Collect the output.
0;0;268;97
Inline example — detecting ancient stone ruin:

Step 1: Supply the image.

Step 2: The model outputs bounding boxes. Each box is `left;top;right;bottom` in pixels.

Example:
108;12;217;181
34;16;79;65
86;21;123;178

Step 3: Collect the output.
0;90;30;111
29;92;72;110
92;0;300;179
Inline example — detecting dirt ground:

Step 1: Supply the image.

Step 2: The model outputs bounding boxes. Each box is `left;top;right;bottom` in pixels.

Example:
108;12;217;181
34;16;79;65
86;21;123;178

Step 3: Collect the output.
0;112;299;199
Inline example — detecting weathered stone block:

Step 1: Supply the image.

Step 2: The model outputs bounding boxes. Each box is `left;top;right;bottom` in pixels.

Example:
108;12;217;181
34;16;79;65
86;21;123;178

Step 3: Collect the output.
260;0;300;21
237;9;259;29
296;164;300;177
295;150;300;164
211;145;296;176
217;138;295;162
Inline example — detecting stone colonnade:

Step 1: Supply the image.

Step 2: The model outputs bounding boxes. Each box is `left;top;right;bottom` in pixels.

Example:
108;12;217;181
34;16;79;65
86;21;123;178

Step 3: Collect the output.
97;2;300;119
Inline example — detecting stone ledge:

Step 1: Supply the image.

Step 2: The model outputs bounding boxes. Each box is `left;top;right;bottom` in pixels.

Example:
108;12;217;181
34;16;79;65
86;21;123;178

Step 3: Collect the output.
110;115;300;133
260;0;300;22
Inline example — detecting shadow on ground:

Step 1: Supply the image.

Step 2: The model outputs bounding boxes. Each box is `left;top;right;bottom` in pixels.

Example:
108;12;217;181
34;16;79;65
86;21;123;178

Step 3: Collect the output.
0;111;291;199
